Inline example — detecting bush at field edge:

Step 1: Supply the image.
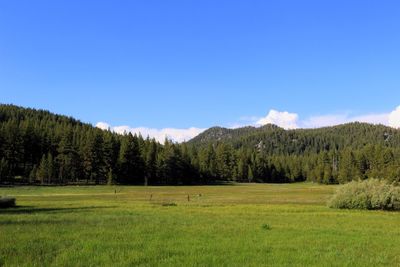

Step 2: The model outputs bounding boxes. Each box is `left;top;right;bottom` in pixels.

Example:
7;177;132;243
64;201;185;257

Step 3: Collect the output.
328;179;400;210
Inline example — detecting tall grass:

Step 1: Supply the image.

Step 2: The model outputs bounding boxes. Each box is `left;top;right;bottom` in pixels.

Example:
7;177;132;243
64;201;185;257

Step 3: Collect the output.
328;179;400;210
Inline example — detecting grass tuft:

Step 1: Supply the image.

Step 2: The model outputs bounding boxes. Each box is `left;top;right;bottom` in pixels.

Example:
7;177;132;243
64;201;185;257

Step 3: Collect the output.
262;224;272;230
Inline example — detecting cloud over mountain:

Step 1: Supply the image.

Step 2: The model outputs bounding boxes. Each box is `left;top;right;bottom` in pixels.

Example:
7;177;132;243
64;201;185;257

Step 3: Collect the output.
97;106;400;143
256;110;299;129
96;122;205;143
256;106;400;129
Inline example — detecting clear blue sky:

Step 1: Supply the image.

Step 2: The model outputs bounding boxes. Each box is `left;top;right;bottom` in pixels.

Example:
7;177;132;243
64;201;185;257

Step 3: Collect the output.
1;0;400;129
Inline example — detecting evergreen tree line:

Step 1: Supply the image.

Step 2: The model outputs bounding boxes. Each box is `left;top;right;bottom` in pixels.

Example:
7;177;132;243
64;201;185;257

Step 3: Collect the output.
1;105;399;185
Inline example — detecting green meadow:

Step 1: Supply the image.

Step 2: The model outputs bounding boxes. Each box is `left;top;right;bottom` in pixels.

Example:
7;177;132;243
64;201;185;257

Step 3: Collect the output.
1;183;400;267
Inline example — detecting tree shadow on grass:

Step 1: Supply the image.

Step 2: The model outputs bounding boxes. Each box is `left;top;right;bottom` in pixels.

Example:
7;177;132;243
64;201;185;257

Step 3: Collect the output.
0;205;117;215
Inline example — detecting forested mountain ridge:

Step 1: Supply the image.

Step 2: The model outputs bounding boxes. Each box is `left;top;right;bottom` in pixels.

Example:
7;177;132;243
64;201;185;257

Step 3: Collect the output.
190;123;400;153
1;104;400;185
189;125;279;144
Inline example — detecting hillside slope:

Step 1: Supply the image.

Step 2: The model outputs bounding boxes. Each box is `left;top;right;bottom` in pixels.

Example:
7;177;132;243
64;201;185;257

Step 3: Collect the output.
189;122;400;154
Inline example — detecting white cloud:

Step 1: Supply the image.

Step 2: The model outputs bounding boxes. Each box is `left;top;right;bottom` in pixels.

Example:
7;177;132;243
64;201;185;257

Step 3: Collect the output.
256;109;299;129
352;113;389;125
96;123;205;143
96;122;111;130
301;114;349;128
388;106;400;128
247;106;400;129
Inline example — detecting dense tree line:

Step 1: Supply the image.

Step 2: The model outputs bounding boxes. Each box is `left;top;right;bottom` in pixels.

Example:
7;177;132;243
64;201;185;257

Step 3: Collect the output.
0;105;196;185
190;122;400;183
0;104;399;185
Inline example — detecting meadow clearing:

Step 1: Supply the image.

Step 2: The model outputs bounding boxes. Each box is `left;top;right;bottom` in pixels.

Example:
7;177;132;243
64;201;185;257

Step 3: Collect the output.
1;183;400;267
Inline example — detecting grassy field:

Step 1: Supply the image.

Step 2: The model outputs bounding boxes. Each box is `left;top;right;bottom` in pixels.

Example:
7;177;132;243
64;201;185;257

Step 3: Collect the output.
1;183;400;267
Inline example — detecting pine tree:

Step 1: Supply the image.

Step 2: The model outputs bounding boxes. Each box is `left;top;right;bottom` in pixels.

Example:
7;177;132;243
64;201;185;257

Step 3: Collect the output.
82;131;106;183
107;168;114;185
47;153;54;184
29;165;37;183
36;154;48;184
117;133;145;184
103;133;117;180
198;144;217;182
57;129;80;183
159;139;181;184
0;158;10;183
338;149;358;184
145;139;158;185
247;166;254;183
215;143;235;180
2;121;24;177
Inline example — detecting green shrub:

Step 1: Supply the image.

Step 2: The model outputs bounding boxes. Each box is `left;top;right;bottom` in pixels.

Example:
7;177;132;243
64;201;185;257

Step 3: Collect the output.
0;197;16;208
328;179;400;210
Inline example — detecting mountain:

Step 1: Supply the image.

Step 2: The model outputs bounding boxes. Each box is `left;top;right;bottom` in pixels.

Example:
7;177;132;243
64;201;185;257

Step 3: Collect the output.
1;104;400;185
189;124;279;144
189;122;400;154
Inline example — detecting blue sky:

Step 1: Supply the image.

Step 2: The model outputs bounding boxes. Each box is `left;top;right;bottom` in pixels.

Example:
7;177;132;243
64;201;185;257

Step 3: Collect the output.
1;1;400;141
